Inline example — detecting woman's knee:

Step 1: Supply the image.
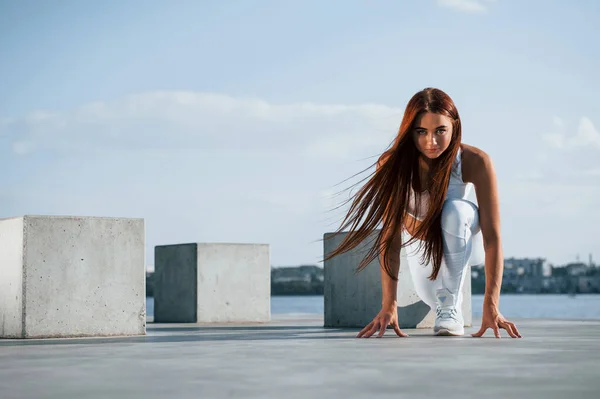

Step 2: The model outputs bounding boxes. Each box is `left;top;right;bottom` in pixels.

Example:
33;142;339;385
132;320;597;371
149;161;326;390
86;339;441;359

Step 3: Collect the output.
441;199;479;235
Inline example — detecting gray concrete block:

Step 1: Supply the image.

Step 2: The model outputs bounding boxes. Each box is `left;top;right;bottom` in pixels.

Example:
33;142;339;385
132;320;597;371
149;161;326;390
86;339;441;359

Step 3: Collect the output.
0;217;25;338
0;215;146;339
323;230;471;328
154;243;270;323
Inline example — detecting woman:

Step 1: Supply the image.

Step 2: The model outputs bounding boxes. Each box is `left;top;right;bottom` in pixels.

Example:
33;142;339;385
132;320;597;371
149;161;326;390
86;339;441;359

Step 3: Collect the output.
324;87;521;339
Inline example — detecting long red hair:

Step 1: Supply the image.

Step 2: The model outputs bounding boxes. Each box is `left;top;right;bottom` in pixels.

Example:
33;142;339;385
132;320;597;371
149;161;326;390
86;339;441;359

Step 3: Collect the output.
323;87;462;281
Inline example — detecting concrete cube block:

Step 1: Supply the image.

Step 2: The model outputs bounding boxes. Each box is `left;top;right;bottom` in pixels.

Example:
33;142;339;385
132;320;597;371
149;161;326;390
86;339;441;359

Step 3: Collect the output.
0;215;146;339
154;243;270;323
323;230;472;328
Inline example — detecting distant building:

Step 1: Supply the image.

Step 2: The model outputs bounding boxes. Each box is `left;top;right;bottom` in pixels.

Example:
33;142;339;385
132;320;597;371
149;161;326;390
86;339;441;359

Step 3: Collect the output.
578;276;600;293
564;262;589;276
272;275;311;283
504;257;548;277
471;256;599;294
270;265;324;295
501;257;549;293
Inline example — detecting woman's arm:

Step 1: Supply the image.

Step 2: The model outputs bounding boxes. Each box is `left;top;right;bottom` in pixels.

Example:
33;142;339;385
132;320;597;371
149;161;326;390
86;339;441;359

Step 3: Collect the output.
465;147;521;338
470;150;503;307
379;224;402;310
376;152;402;310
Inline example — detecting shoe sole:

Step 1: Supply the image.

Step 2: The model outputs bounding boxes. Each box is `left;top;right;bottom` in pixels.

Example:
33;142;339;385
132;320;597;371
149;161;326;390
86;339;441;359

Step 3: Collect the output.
434;328;464;336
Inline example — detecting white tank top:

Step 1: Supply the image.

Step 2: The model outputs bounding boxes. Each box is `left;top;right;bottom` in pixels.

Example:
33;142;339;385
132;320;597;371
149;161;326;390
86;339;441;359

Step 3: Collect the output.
406;147;474;221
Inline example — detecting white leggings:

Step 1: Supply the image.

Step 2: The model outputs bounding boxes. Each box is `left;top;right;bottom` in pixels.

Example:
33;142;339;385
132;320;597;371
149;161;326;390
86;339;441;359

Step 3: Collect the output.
401;198;485;310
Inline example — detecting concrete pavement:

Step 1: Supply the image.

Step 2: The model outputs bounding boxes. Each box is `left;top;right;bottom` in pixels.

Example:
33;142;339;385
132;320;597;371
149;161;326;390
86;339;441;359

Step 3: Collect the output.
1;317;598;399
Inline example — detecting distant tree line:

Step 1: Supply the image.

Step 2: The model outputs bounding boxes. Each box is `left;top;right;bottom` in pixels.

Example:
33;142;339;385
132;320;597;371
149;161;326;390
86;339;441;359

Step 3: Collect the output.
147;263;600;297
146;265;325;297
271;280;323;295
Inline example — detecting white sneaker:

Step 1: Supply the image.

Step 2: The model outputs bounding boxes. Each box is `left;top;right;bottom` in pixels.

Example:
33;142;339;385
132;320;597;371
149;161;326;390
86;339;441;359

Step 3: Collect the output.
433;288;464;336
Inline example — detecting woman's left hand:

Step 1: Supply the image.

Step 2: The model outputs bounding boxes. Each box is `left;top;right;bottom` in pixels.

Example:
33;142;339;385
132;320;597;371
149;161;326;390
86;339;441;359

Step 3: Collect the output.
472;304;522;338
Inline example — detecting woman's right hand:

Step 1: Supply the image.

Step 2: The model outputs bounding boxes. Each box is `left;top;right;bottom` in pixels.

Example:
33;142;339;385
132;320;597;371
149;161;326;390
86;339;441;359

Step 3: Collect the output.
356;305;409;338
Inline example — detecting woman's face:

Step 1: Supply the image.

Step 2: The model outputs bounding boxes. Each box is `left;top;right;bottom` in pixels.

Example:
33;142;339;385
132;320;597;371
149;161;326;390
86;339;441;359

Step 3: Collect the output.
412;112;454;159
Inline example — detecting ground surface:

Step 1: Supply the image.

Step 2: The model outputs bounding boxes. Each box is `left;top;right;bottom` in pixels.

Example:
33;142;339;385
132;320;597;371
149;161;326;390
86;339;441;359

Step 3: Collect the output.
1;317;598;398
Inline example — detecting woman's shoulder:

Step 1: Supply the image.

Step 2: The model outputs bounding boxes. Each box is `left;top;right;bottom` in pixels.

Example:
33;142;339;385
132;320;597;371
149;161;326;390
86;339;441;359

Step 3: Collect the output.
459;143;495;184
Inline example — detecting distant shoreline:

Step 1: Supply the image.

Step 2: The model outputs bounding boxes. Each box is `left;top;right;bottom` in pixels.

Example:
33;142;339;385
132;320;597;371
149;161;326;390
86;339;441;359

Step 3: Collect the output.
146;263;600;297
145;292;600;298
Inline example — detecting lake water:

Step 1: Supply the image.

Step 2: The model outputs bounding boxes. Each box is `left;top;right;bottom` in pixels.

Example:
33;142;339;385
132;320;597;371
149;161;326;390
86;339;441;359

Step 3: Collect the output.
146;294;600;320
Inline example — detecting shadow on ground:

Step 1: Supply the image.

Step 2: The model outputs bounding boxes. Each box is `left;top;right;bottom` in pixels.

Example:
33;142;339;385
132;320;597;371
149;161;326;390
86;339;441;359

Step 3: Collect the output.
0;322;461;347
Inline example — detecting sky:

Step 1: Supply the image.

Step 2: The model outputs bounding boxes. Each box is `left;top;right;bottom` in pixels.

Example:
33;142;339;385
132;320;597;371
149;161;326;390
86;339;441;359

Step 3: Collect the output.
1;0;599;269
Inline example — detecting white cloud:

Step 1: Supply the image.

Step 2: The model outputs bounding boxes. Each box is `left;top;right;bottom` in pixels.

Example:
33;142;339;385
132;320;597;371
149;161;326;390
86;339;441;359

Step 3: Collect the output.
522;116;600;185
536;153;549;162
571;117;600;149
12;141;34;155
541;132;565;149
553;116;564;128
0;91;401;160
436;0;495;13
584;168;600;177
540;116;600;151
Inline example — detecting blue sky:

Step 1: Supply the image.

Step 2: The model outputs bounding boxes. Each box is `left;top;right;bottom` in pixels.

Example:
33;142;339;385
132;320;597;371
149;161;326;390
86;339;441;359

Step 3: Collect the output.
1;0;599;268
